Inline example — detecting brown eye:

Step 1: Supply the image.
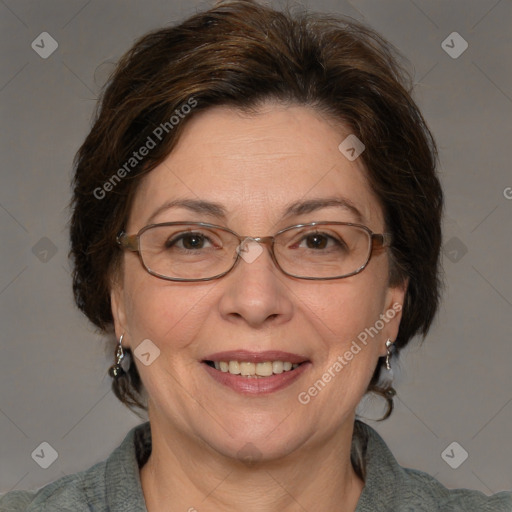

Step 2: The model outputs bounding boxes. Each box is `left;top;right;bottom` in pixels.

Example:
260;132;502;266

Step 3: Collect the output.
166;233;210;250
304;234;328;249
297;232;347;252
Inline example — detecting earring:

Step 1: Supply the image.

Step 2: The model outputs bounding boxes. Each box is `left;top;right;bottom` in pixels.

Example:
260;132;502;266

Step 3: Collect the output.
381;339;396;398
385;339;394;371
108;334;126;379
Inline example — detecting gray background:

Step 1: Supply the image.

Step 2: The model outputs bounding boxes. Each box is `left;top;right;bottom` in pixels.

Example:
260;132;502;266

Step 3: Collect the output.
1;0;511;497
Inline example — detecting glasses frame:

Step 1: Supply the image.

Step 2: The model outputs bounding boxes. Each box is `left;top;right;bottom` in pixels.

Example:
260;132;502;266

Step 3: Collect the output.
116;221;392;282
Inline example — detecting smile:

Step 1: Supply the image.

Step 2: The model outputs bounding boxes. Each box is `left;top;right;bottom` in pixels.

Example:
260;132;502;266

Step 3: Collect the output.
205;360;302;377
202;350;311;394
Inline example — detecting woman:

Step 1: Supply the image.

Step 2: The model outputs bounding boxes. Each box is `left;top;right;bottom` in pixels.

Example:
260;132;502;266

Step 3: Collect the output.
1;1;510;510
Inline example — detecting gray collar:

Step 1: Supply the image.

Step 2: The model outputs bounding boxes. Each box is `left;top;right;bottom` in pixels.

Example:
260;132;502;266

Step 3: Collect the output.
98;419;404;512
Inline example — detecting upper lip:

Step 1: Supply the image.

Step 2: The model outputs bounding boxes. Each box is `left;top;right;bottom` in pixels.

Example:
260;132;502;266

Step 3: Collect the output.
203;350;309;364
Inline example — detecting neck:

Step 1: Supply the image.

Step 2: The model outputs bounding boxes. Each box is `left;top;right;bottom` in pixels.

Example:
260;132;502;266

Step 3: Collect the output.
140;410;364;512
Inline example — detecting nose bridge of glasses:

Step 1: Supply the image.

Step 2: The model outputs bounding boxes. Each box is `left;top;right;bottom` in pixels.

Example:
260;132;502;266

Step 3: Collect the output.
235;235;275;260
240;235;274;246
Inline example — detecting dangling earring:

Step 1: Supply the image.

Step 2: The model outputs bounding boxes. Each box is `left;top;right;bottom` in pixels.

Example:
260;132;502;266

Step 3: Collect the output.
381;338;396;393
108;334;126;379
385;338;394;371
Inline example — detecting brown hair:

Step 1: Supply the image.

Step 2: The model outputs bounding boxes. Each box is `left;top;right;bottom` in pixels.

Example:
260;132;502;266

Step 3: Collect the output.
70;0;442;436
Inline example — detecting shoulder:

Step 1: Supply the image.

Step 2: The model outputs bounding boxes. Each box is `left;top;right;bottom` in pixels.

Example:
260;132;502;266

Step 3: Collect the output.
400;466;512;511
0;491;33;512
354;420;512;512
0;422;150;512
0;459;107;512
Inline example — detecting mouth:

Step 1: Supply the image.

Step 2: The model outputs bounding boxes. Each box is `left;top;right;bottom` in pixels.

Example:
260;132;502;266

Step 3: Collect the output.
201;350;311;394
203;359;304;377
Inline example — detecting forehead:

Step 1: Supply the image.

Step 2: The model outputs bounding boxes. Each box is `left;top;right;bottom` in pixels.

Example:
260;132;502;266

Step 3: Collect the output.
128;104;384;232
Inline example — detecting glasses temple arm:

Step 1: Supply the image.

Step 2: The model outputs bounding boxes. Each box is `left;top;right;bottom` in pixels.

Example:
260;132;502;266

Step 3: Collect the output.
373;233;392;248
116;232;139;252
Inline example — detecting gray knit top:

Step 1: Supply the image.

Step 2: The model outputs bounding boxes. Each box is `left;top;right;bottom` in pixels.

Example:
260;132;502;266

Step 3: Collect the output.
1;420;510;511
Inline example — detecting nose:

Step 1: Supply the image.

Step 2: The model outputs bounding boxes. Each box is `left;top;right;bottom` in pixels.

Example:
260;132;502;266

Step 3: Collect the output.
217;238;294;328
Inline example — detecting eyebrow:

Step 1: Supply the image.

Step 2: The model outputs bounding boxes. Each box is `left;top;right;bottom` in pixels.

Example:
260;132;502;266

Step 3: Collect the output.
145;196;363;225
283;197;363;222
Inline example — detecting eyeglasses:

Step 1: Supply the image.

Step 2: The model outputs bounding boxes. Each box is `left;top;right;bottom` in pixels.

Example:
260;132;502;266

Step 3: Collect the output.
116;221;391;282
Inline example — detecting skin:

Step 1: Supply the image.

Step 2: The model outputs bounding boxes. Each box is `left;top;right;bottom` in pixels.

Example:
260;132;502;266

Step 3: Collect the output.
111;103;407;512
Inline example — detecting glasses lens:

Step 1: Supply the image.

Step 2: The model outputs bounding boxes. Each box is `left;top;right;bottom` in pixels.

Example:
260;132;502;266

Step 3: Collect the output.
274;224;371;278
139;224;238;280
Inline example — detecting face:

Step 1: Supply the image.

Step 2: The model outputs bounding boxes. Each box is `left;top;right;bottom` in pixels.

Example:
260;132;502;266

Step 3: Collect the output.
111;103;406;462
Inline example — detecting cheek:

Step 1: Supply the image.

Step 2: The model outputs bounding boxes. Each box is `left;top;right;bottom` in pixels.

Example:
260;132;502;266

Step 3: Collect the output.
295;278;390;415
304;269;389;346
121;262;212;349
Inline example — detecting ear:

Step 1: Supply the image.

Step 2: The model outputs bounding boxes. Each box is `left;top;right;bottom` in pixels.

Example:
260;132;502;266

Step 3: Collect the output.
110;277;128;344
380;278;408;356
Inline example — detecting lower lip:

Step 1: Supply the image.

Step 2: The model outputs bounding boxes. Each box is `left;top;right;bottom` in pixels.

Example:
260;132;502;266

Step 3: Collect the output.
202;362;311;395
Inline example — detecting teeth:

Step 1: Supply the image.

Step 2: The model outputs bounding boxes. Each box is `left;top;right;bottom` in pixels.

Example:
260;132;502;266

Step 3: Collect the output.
240;362;255;376
228;361;241;374
272;361;284;374
256;362;273;376
211;360;301;377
